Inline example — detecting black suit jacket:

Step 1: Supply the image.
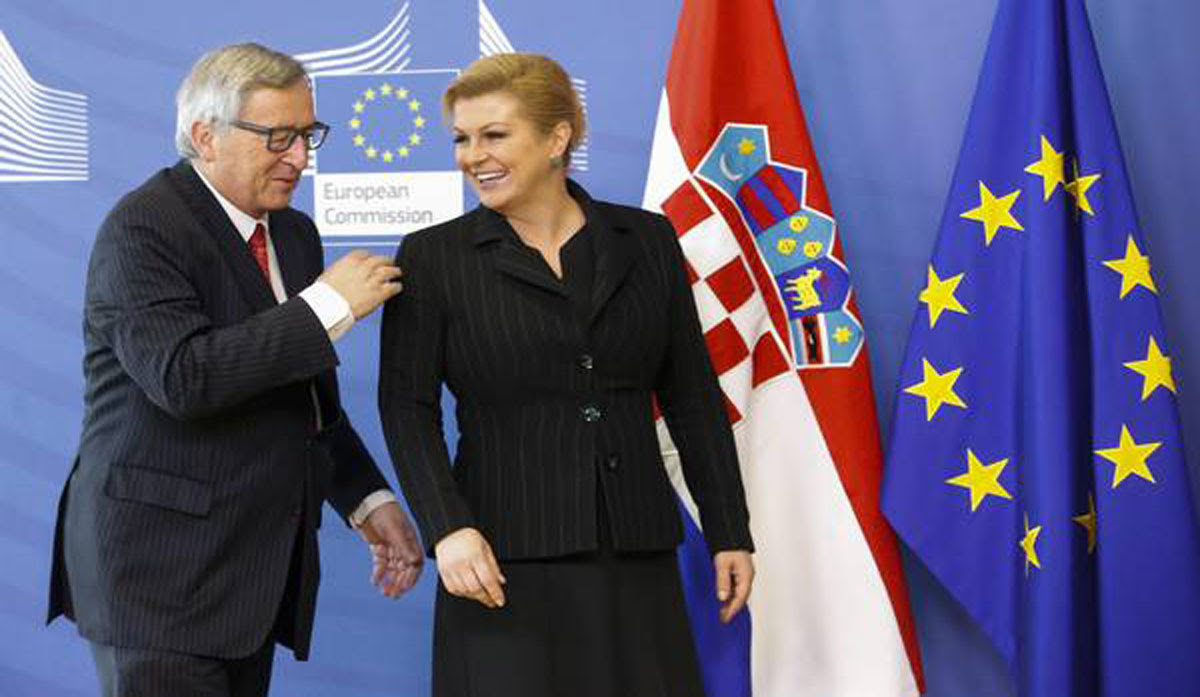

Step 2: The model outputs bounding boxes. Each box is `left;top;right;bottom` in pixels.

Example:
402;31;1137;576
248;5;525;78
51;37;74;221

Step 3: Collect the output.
378;181;752;560
47;160;389;660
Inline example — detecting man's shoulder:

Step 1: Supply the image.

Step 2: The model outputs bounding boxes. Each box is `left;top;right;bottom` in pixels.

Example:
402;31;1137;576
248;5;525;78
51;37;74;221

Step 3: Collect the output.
105;161;225;238
108;166;186;221
87;168;199;274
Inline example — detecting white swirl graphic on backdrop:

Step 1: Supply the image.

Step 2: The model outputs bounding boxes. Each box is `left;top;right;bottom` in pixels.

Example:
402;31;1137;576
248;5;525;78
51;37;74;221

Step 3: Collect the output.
0;30;88;182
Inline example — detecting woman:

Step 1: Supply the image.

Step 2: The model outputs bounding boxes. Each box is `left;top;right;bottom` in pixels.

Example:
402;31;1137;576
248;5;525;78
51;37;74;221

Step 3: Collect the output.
378;53;754;697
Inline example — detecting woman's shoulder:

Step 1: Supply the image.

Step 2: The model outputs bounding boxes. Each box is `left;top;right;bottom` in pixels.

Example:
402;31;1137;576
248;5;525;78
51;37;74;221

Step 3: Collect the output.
399;207;489;257
588;197;675;242
408;208;484;241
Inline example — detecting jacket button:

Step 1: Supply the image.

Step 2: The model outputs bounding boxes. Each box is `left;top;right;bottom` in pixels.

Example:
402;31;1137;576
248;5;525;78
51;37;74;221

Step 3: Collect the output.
605;454;620;471
581;405;602;422
577;354;594;370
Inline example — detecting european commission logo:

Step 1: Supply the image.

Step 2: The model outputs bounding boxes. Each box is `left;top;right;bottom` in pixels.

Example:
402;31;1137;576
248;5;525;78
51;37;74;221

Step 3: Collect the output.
294;1;592;243
315;70;459;176
295;2;460;243
0;30;88;182
309;69;460;240
320;75;445;172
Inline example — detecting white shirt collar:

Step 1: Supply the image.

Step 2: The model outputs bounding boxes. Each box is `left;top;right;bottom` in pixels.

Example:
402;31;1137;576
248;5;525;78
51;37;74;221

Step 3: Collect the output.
192;163;269;242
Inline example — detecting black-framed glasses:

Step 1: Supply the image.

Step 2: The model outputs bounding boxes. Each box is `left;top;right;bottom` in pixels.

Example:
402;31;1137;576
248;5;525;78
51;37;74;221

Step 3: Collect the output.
230;119;330;152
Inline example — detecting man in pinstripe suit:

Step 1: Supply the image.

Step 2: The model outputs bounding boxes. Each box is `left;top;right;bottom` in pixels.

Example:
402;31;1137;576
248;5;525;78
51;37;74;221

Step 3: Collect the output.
46;43;422;697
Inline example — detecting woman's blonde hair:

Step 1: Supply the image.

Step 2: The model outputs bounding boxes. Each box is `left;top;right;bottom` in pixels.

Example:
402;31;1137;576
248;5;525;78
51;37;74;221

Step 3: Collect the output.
443;53;586;166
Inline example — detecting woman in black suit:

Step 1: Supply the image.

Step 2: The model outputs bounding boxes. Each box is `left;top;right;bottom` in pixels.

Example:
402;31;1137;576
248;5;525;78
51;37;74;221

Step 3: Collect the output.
378;53;754;697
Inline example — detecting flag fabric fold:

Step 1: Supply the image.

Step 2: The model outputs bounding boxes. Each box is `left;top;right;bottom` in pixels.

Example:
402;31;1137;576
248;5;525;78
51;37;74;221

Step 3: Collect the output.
882;1;1200;695
644;1;923;694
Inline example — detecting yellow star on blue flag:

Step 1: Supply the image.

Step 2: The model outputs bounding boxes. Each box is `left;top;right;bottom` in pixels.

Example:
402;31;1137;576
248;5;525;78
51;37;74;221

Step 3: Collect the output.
882;1;1200;695
312;71;457;174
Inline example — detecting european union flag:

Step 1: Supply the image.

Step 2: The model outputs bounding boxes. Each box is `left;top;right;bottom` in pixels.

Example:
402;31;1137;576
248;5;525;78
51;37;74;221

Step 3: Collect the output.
313;71;457;174
881;1;1200;695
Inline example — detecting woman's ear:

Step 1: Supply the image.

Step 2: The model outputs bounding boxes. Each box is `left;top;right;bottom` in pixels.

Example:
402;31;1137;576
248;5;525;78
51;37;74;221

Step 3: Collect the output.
550;120;572;160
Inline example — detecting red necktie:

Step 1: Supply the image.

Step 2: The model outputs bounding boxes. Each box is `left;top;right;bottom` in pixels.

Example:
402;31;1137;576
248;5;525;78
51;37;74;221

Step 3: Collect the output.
248;223;271;284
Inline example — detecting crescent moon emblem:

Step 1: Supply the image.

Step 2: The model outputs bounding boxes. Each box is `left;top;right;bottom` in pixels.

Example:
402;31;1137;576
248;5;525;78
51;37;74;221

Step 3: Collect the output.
718;153;742;181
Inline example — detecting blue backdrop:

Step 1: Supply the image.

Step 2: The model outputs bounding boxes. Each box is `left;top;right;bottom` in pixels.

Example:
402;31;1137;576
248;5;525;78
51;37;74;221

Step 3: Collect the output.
1;1;1196;695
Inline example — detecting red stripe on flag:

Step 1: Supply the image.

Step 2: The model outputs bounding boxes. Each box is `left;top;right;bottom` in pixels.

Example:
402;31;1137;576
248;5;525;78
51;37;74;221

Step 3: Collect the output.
684;259;700;286
663;180;712;236
758;166;801;214
703;318;749;376
664;0;834;218
705;259;755;313
735;184;775;232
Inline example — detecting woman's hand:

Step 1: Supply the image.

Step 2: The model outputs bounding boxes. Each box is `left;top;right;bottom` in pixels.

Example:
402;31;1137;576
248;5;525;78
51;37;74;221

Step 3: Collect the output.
713;550;754;623
434;527;507;608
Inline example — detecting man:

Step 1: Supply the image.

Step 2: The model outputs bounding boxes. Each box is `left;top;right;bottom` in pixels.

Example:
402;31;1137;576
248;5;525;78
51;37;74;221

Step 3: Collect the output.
46;43;422;697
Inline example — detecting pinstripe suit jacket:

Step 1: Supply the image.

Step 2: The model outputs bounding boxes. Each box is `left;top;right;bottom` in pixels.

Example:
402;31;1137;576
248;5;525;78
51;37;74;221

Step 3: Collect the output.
46;160;389;661
379;180;753;560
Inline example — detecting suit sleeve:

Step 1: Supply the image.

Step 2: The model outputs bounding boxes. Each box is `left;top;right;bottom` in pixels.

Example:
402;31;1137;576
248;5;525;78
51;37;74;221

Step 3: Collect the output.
378;234;474;554
652;214;755;554
87;212;339;421
323;406;392;522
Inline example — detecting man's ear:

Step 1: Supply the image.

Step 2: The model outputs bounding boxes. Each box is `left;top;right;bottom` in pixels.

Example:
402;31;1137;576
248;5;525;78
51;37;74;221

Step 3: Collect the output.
191;120;217;162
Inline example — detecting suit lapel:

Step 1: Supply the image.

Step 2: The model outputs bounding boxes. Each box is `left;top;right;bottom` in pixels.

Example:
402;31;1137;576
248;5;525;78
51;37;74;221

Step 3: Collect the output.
469;180;637;312
269;209;333;424
167;160;277;312
493;246;567;297
587;222;635;325
574;182;636;325
270;213;311;300
472;207;567;297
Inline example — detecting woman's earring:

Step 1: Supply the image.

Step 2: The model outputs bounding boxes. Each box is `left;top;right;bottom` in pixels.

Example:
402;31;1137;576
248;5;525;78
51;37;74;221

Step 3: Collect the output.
549;154;564;169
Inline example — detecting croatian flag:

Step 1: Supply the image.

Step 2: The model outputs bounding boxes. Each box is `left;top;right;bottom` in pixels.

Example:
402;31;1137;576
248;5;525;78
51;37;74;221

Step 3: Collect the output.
642;1;923;695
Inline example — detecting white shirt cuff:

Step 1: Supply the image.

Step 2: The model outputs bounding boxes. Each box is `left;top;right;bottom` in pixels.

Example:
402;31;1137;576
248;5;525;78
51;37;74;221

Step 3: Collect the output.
349;489;398;529
299;281;354;341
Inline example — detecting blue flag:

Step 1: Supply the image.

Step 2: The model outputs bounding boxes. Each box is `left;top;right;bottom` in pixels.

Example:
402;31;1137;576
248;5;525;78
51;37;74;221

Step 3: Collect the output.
881;1;1200;695
313;71;456;174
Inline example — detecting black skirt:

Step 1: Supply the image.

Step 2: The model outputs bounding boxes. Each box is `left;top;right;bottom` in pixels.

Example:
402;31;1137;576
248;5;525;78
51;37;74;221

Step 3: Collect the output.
431;508;704;697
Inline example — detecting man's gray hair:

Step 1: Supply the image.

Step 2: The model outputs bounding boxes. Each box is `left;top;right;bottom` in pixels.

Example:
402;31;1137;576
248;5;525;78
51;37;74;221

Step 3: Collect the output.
175;43;309;158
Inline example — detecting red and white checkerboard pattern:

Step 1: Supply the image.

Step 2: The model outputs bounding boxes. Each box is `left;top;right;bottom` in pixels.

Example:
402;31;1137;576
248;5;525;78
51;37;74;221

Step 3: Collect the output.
662;178;794;426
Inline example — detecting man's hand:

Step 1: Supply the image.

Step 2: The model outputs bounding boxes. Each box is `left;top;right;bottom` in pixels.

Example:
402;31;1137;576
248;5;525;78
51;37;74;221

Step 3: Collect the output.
434;527;506;609
358;502;423;598
318;250;402;319
714;550;754;623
